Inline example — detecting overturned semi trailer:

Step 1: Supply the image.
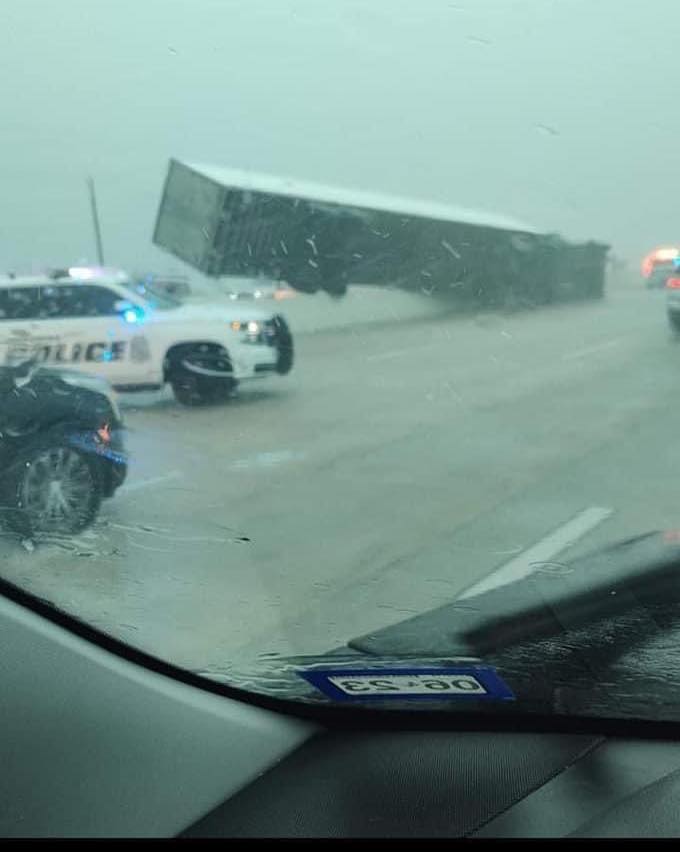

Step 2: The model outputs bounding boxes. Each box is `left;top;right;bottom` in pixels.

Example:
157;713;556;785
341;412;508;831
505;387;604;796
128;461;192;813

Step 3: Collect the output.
153;159;608;306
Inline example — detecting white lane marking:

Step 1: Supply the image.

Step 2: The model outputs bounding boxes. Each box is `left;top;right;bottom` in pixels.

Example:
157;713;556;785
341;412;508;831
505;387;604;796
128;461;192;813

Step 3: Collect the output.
229;450;304;470
366;346;420;362
562;338;621;362
120;470;183;493
458;506;613;600
365;338;449;362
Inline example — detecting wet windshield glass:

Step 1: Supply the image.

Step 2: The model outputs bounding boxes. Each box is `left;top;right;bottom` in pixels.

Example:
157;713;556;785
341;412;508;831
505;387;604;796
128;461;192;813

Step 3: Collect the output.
2;0;680;721
134;286;182;310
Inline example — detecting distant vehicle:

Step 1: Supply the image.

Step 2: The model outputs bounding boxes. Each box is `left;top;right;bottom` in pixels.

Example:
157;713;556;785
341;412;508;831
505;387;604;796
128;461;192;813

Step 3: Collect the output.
665;259;680;333
133;274;192;301
0;267;294;406
213;277;297;302
0;363;127;536
133;275;296;305
647;263;675;289
642;247;679;288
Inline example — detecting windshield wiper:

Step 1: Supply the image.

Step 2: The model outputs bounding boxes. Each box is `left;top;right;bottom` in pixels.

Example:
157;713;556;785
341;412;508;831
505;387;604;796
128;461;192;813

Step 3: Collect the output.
349;531;680;658
200;532;680;718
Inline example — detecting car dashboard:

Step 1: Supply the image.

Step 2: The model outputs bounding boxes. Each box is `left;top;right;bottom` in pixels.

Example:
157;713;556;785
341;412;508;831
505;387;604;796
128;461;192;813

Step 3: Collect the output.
2;576;680;839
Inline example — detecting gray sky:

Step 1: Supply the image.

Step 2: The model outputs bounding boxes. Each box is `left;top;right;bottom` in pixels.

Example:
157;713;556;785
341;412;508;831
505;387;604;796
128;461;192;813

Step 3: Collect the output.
1;0;677;274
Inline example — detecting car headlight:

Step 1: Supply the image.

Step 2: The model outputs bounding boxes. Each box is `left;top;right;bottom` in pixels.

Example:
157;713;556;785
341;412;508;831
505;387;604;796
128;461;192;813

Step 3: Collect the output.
230;320;263;342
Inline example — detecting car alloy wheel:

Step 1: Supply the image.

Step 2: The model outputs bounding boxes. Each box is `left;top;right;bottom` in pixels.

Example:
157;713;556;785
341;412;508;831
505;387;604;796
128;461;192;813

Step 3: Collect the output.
18;447;100;535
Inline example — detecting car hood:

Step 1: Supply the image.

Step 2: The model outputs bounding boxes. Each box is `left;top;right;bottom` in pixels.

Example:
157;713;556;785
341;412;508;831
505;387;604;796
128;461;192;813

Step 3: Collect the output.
0;369;118;433
35;367;114;397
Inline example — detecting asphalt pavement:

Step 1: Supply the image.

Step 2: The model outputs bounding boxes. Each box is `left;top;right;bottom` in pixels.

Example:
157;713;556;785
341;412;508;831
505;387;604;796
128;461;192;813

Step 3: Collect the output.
1;283;678;673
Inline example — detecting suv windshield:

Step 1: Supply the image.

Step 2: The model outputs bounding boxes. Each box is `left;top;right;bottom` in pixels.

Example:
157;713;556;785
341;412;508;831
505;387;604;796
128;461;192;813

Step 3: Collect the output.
134;285;182;310
2;0;680;724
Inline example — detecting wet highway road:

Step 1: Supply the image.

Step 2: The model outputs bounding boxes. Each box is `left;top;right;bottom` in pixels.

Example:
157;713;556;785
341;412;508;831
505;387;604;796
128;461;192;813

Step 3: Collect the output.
1;283;678;672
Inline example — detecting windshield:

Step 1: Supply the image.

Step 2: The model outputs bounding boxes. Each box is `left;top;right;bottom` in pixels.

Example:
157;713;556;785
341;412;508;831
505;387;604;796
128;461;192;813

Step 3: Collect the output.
134;285;182;310
3;0;680;723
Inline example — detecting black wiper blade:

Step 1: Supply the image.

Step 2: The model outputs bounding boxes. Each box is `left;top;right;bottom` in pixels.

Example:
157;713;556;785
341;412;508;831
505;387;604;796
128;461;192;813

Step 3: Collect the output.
350;531;680;657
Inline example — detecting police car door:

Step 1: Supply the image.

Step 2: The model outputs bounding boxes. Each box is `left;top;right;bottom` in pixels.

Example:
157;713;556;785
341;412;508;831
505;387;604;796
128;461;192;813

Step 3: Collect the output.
31;283;155;386
0;285;44;367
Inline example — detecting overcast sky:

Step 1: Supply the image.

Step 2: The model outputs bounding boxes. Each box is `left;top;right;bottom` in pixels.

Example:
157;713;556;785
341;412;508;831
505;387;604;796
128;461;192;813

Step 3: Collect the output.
1;0;677;275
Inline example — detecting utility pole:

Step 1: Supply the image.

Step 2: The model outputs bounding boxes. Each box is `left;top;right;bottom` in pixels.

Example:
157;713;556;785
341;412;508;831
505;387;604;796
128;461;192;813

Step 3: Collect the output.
87;176;105;265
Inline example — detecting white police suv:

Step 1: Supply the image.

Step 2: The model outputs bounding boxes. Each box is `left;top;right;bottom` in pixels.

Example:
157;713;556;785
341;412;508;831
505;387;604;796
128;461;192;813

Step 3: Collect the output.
0;267;294;405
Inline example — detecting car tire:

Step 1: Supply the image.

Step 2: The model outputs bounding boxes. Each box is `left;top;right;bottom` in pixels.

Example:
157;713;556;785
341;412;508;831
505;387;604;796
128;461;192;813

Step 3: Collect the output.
171;370;236;406
167;345;236;406
2;445;102;536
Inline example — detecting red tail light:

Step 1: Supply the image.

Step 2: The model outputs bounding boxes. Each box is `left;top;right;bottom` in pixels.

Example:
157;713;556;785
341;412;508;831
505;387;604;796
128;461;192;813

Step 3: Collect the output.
97;423;111;443
666;277;680;289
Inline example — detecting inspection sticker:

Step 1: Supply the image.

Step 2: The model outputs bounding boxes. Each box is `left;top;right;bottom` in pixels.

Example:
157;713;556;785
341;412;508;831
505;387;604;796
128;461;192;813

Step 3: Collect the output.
298;666;515;702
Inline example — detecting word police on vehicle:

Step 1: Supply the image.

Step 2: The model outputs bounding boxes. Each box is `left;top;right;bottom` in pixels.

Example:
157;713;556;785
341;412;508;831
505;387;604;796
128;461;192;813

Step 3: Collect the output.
0;267;294;405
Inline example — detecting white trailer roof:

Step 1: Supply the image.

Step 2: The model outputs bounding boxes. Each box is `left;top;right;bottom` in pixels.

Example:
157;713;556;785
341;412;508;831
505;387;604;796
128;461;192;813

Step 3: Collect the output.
182;161;541;235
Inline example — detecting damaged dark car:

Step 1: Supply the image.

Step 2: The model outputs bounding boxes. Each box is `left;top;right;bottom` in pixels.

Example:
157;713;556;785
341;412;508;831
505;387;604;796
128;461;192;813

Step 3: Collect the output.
0;363;127;537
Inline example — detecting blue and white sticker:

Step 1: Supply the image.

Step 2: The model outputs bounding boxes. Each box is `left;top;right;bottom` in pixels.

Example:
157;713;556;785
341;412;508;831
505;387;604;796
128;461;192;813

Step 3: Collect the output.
298;666;515;702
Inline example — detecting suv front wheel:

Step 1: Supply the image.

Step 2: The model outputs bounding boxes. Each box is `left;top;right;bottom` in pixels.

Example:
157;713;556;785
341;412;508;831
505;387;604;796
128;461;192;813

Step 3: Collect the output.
166;344;236;406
